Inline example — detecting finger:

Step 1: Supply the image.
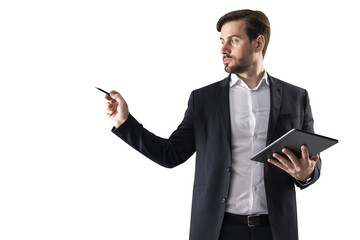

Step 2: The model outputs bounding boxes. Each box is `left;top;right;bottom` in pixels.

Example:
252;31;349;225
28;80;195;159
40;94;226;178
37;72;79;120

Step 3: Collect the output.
282;148;300;167
267;158;289;173
107;102;113;109
301;145;310;160
106;102;117;115
105;95;116;103
310;154;320;162
106;108;114;116
109;90;125;103
272;152;292;169
105;94;112;100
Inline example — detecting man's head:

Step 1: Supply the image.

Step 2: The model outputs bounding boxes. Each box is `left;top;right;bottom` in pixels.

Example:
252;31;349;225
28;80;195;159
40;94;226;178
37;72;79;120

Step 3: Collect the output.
217;9;270;57
217;10;270;74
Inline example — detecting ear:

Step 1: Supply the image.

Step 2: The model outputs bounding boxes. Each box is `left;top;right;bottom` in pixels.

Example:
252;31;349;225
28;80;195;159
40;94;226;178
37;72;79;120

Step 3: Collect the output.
254;35;265;54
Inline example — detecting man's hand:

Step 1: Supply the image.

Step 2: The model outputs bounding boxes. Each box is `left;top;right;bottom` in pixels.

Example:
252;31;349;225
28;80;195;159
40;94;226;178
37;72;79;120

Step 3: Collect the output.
105;90;129;128
267;145;319;181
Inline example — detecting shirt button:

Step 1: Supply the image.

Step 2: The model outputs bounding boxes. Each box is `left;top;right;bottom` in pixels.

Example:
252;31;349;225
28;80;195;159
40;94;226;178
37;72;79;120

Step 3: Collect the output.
222;198;227;204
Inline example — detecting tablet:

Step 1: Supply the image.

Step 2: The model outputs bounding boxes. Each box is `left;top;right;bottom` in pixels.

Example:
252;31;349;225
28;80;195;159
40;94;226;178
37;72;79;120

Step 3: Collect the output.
250;129;338;164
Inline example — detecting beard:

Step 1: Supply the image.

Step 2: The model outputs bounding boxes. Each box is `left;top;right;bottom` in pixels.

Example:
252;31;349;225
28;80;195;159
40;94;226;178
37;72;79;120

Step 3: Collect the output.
223;54;254;74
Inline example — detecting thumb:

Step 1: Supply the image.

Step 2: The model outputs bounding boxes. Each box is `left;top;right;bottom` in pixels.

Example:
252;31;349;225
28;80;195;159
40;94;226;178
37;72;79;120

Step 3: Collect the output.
109;90;125;103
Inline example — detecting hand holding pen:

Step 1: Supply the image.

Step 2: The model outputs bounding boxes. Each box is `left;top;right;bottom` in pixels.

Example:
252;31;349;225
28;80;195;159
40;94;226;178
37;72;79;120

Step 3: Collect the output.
96;87;129;128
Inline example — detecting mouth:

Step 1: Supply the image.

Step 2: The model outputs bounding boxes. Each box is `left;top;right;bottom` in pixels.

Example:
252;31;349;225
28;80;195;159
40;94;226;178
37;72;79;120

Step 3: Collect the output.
223;57;232;64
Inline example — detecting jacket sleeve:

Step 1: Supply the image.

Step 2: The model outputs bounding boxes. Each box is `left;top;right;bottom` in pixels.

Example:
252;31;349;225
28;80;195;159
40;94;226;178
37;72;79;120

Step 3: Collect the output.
111;92;196;168
294;90;322;189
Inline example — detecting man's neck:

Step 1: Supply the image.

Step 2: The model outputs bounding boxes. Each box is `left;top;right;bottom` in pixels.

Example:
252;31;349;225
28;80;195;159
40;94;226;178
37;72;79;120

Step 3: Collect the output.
236;65;265;89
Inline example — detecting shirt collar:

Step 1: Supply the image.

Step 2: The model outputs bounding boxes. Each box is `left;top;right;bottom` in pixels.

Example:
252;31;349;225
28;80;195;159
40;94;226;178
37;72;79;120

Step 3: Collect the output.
229;71;269;90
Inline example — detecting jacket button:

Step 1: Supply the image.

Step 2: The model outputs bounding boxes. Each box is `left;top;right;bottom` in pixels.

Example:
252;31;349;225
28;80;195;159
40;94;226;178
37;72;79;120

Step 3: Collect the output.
222;198;227;204
227;166;231;173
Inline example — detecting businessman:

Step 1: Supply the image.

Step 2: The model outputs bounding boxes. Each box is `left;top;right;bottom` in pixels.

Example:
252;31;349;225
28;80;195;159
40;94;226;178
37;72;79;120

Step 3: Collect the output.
104;9;321;240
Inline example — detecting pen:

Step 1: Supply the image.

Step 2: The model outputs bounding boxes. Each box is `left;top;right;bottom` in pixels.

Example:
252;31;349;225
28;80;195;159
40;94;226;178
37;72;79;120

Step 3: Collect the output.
95;87;110;95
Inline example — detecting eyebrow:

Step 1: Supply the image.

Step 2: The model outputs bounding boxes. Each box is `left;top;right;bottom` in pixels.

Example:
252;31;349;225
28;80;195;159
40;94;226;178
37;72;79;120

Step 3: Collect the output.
220;35;241;41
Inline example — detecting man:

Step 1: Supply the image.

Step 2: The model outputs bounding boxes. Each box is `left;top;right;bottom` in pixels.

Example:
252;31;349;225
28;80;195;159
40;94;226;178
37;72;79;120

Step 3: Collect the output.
104;9;321;240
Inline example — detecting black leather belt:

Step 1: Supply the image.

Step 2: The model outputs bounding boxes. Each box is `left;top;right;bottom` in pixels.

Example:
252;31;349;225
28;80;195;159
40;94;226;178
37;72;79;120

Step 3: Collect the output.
223;212;269;227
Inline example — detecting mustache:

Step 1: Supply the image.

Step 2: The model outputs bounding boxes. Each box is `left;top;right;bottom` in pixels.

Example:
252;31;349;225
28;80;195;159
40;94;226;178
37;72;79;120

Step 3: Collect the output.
223;55;232;60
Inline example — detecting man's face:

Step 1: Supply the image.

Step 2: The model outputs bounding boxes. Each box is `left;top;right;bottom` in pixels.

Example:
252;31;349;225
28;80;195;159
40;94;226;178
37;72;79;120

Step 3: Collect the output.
220;19;255;74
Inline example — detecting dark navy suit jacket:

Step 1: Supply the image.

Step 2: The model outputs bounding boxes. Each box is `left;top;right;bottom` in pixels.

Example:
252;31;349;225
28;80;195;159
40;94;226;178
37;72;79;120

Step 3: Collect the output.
112;74;321;240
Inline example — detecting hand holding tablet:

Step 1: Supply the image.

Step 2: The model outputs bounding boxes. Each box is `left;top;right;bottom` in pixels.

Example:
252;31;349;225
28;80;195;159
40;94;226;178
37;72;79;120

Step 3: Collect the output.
251;129;338;181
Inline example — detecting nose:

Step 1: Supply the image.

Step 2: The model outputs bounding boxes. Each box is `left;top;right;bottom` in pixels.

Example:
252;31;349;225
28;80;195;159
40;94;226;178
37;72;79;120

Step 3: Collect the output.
220;42;231;55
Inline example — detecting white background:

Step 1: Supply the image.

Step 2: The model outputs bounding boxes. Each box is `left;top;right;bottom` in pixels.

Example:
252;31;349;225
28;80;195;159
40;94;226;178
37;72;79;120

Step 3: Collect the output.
0;0;358;239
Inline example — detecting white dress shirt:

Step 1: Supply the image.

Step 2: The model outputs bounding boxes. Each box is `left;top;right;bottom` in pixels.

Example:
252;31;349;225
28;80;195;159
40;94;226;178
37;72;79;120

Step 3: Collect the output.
226;72;270;215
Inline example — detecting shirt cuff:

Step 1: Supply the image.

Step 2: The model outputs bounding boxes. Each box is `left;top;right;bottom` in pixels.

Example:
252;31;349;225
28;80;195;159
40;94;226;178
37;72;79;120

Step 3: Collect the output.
298;176;313;184
295;171;314;187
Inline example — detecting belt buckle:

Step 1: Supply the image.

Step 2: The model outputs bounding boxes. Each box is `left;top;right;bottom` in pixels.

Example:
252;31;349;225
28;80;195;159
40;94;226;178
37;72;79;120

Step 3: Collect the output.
247;214;259;227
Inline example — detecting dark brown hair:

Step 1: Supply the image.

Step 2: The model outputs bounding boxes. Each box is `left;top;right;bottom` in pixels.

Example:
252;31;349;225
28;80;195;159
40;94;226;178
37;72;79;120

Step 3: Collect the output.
217;9;271;57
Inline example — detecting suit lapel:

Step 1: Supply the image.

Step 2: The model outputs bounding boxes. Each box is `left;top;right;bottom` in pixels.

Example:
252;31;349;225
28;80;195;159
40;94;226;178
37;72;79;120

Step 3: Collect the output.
217;75;231;147
216;74;282;148
266;75;282;145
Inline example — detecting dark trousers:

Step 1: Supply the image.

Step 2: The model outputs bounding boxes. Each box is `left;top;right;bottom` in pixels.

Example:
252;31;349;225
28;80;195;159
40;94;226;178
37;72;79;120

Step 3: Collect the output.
219;218;274;240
